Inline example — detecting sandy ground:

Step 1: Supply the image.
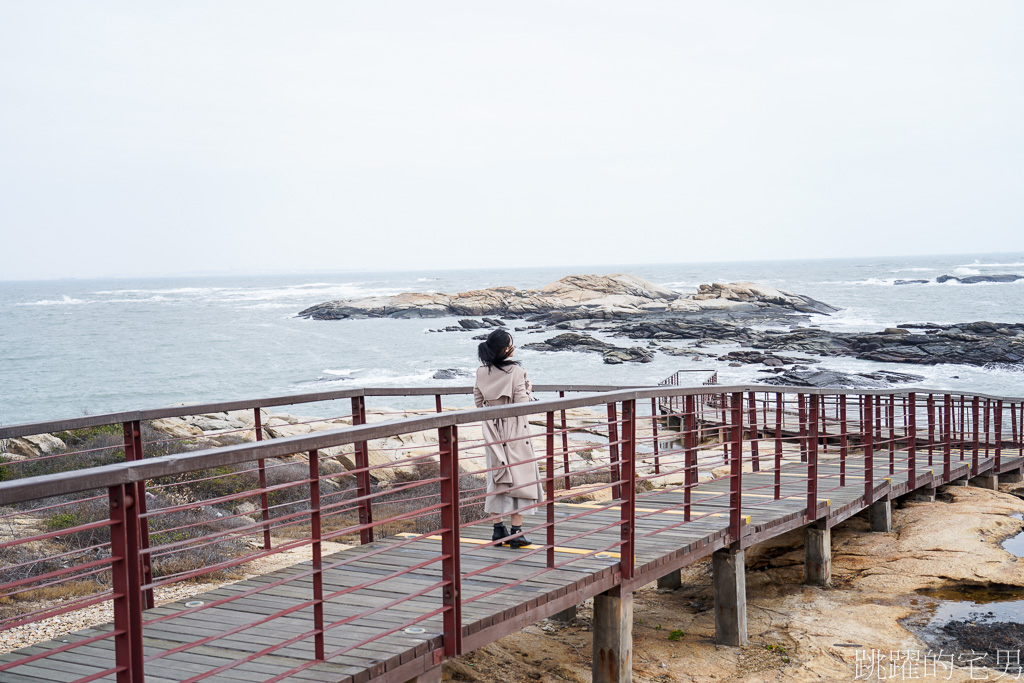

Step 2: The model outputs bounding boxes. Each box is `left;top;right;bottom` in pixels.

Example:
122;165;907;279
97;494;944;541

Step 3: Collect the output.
443;482;1024;683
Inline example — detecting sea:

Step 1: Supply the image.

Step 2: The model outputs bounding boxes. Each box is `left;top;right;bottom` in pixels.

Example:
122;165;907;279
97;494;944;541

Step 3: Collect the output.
2;252;1024;427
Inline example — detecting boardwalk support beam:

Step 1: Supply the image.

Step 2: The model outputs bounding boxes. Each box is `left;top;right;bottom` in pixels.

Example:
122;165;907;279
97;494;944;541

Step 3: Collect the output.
868;500;891;532
804;524;831;587
656;570;682;590
1003;469;1024;484
969;474;998;490
713;547;747;646
593;588;633;683
404;666;442;683
551;605;577;623
910;487;937;503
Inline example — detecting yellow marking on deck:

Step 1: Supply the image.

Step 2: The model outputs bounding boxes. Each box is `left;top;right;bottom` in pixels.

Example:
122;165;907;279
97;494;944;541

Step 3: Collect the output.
395;532;620;558
557;502;752;525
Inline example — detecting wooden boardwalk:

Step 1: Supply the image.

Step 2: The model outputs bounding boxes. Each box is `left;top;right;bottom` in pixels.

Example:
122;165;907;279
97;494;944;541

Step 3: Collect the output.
4;450;1022;683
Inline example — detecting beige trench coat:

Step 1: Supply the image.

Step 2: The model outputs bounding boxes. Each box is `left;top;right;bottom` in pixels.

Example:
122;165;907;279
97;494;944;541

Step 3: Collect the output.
473;364;542;515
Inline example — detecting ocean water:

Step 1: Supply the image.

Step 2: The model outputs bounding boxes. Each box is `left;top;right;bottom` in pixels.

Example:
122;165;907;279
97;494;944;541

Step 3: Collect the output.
2;252;1024;427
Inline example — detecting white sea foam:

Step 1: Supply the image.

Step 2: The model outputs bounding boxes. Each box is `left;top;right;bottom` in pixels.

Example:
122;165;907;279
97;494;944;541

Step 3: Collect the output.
892;267;935;273
953;267;981;276
17;295;88;306
956;260;1024;268
323;368;360;376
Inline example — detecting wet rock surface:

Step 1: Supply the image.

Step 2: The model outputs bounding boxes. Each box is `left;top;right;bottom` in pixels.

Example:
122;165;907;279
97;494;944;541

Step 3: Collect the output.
613;319;1024;368
936;273;1024;284
759;369;925;388
521;332;654;364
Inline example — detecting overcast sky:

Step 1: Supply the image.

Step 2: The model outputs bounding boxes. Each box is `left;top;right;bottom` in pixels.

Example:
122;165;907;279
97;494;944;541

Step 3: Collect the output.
1;2;1021;281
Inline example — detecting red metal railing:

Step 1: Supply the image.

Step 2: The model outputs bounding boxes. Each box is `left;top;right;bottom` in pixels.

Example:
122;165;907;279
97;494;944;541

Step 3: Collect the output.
1;384;1022;683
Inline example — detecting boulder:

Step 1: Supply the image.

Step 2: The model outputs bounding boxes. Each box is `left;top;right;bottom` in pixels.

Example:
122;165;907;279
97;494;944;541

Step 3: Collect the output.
2;434;67;459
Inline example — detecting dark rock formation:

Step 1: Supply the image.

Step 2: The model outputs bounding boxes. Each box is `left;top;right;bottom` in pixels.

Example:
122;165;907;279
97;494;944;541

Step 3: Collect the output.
759;369;925;389
432;368;474;380
936;274;1024;284
522;332;654;364
613;319;1024;368
894;279;929;285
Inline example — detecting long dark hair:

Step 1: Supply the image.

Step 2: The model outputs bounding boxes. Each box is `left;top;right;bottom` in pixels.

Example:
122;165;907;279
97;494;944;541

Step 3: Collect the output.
478;329;519;371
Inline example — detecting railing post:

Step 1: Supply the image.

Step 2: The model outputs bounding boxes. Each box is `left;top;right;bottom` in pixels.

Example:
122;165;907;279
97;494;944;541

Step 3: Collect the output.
607;402;621;501
807;393;819;521
438;425;463;657
435;394;443;413
308;449;325;661
984;399;992;460
971;396;980;476
995;400;1003;474
620;400;636;582
747;391;759;472
729;392;744;543
887;395;896;475
351;396;374;544
839;394;848;488
121;420;154;610
774;393;783;500
108;484;145;683
560;391;571;489
797;394;807;462
684;394;697;521
927;394;935;467
943;395;953;480
863;395;875;503
546;411;556;569
907;393;917;489
651;397;660;475
253;408;272;550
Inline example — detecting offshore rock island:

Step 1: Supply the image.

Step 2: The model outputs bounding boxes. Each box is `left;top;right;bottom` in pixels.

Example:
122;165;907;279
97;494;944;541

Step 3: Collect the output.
297;273;840;320
299;274;1024;381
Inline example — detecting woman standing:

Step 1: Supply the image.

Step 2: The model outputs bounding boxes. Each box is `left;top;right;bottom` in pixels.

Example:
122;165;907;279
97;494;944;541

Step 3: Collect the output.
473;329;541;548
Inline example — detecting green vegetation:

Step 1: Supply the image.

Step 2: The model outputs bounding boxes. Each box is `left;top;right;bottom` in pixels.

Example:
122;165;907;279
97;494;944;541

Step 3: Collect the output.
667;629;685;641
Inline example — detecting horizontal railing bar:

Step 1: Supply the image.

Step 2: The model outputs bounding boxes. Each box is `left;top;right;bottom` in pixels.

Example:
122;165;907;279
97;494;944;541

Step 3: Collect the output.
1;383;1022;506
0;385;650;439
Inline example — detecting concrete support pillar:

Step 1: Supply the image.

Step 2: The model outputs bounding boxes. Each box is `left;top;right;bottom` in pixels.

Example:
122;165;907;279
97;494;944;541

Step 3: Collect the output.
804;525;831;587
712;547;747;646
969;475;998;490
656;569;682;590
868;499;892;532
593;589;632;683
551;605;577;623
1001;469;1024;484
404;666;441;683
910;487;936;503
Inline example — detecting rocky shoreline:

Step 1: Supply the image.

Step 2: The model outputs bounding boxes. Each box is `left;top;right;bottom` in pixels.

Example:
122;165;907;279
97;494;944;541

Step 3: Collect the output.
298;273;1024;387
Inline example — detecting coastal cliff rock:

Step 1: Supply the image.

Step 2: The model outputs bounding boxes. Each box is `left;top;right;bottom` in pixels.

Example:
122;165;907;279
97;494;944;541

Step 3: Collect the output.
297;274;838;320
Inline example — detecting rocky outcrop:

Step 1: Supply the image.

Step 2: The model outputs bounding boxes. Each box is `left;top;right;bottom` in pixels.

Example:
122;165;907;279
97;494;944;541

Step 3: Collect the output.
522;332;654;364
614;320;1024;369
936;273;1024;284
298;274;838;321
758;369;925;389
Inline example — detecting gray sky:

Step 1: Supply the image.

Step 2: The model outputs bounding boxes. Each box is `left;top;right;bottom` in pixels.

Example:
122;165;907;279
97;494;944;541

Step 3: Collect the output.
1;2;1022;280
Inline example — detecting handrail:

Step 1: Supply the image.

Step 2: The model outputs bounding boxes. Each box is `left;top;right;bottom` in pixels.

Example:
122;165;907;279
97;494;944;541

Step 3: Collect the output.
0;384;650;439
2;383;1022;506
